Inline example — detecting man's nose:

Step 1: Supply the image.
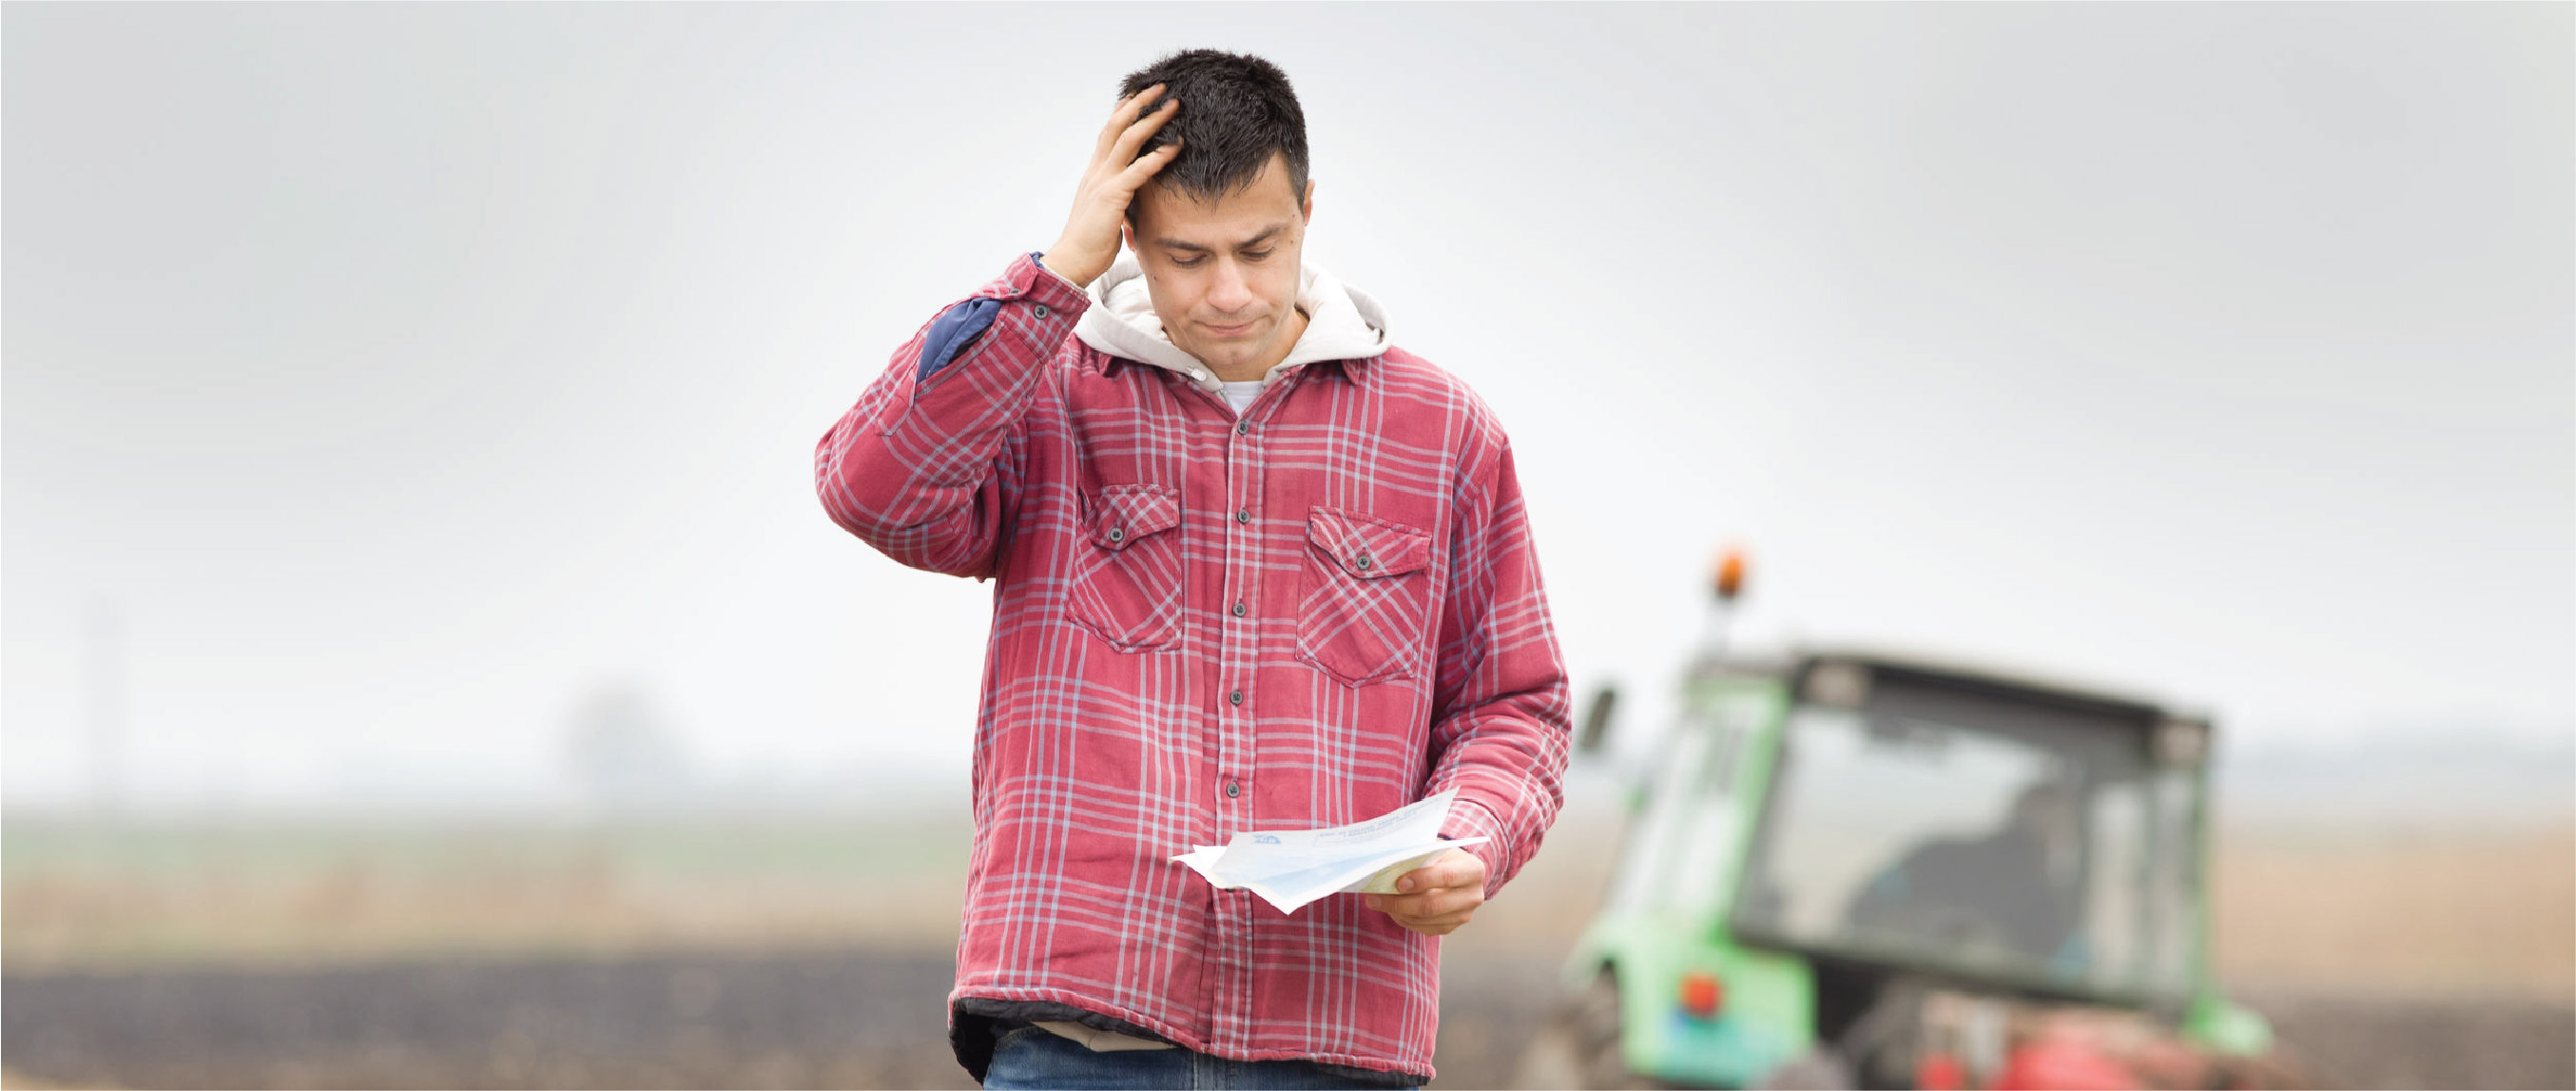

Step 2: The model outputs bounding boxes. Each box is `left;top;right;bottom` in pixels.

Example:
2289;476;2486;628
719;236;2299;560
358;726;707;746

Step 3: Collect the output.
1205;260;1255;312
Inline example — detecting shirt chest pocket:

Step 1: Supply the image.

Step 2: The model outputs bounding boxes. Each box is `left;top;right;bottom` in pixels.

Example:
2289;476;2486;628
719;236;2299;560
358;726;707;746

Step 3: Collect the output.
1296;507;1438;687
1067;484;1186;653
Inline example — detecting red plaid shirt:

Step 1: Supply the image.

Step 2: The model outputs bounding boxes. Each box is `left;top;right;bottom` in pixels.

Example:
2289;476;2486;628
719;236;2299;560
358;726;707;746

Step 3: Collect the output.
815;253;1570;1081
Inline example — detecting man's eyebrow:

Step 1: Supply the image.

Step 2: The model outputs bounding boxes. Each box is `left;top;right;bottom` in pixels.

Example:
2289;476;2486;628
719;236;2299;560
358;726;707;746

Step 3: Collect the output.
1152;224;1290;252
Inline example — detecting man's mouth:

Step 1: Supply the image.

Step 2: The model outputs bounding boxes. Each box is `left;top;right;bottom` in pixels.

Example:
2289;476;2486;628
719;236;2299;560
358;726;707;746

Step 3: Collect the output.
1199;319;1259;338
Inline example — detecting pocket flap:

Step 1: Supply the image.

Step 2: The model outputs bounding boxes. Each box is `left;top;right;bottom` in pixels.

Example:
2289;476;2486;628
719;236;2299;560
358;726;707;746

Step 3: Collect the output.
1306;507;1431;579
1085;484;1180;552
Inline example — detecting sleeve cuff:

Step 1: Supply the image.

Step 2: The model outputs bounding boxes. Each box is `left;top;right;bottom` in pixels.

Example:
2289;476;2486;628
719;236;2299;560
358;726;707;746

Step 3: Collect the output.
1006;251;1090;313
1027;250;1088;299
1439;797;1509;896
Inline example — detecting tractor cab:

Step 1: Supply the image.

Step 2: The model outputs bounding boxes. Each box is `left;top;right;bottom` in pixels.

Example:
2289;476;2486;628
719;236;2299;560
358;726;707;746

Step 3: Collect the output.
1522;553;2285;1090
1738;657;2211;1028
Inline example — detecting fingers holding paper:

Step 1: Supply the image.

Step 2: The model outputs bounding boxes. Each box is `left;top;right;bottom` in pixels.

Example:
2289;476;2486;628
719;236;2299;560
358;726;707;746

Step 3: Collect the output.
1364;847;1487;936
1170;790;1489;918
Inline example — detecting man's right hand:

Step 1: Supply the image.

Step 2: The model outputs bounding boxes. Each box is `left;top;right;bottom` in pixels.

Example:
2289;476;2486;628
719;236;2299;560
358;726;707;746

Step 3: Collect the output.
1043;84;1183;290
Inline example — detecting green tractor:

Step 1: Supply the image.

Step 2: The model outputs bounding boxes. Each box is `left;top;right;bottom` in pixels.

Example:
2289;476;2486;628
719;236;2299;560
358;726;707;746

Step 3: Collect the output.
1520;553;2293;1090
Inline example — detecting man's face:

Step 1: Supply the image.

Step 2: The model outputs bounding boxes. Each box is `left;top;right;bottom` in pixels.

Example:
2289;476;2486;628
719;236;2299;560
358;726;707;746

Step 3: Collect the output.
1123;153;1314;377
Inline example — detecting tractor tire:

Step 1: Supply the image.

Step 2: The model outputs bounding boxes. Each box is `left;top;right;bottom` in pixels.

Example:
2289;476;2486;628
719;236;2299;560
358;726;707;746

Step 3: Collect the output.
1513;971;1655;1089
1755;1049;1857;1090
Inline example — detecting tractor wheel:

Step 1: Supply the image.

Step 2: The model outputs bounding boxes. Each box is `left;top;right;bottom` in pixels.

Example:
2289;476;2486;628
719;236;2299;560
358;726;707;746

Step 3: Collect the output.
1513;971;1653;1089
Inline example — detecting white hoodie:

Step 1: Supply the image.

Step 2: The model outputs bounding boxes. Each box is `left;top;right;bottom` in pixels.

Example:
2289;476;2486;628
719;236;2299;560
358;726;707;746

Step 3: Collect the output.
1072;255;1394;392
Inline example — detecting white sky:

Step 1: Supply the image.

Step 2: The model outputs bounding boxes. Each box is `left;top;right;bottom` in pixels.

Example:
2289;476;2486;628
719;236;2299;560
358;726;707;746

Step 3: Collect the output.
5;4;2570;809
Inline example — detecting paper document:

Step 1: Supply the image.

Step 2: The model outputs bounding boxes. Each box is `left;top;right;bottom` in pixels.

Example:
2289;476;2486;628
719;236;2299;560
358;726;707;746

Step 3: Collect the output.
1171;789;1488;915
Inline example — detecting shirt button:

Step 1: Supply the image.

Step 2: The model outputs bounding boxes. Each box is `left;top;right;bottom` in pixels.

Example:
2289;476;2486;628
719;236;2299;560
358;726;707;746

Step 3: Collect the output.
1235;419;1250;436
1235;509;1251;524
1033;303;1050;318
1230;601;1248;617
1225;782;1241;799
1107;525;1124;542
1229;689;1244;707
1355;555;1372;571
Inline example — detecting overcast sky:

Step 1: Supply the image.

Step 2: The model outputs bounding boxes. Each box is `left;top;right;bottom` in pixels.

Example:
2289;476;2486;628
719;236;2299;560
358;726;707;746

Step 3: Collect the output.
5;3;2569;810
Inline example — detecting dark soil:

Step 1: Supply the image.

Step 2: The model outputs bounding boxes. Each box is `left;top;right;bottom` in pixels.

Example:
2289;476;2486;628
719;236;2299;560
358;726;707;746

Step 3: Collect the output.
2;949;970;1090
5;948;2567;1089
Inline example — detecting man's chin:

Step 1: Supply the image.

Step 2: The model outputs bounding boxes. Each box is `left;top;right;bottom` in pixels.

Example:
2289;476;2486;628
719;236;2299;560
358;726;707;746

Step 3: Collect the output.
1172;343;1251;376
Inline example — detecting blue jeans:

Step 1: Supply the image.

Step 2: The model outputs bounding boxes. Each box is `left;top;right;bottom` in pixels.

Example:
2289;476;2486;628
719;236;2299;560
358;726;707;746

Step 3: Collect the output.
982;1023;1404;1090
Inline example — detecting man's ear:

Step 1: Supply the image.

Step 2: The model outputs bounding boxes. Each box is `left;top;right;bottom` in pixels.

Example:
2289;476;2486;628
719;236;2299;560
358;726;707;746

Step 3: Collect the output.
1120;221;1133;252
1301;179;1316;223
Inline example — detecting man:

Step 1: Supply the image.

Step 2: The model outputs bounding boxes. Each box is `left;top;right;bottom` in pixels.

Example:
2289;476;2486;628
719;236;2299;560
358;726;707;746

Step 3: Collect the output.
815;49;1569;1089
1845;782;2088;964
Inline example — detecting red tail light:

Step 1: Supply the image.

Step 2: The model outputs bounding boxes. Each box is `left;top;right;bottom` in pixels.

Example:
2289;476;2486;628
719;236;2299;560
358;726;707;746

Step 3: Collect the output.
1677;970;1724;1020
1916;1051;1966;1091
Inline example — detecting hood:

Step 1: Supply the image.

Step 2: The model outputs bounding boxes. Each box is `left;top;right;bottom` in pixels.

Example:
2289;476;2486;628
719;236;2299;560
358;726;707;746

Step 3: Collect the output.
1075;256;1392;391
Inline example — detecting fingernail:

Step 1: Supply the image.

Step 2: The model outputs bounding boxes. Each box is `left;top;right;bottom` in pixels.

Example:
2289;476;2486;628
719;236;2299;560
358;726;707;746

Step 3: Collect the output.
1398;878;1414;893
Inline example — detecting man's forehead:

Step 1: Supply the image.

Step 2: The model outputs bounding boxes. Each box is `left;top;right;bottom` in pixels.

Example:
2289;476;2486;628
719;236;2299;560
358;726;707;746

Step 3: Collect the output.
1133;159;1306;244
1143;216;1297;251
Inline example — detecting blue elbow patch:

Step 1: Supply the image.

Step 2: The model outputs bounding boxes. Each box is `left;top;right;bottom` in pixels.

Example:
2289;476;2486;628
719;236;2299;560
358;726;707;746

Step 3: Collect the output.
918;298;1002;382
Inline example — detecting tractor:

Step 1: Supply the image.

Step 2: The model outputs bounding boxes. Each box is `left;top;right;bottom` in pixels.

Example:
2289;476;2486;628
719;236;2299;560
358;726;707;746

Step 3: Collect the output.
1518;552;2296;1090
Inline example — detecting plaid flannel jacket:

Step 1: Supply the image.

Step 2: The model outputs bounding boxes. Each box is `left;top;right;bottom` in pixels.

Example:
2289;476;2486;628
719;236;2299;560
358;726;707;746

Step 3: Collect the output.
815;253;1570;1081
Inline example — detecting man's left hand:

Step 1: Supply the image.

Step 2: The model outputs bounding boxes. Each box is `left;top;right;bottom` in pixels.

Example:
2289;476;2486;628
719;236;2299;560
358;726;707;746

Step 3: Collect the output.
1363;848;1486;936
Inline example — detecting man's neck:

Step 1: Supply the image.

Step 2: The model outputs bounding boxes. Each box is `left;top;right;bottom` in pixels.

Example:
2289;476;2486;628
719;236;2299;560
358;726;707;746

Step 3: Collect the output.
1207;304;1310;384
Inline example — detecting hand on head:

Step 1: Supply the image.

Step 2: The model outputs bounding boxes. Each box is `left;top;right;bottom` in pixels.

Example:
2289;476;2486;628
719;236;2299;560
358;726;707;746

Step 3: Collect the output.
1045;85;1183;289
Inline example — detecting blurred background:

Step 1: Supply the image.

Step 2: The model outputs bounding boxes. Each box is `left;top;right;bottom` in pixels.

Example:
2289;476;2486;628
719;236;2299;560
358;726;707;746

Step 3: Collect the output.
3;4;2568;1089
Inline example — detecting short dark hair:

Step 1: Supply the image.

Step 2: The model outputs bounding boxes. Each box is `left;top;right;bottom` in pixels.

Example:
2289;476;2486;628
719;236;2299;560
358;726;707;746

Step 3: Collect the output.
1117;49;1308;219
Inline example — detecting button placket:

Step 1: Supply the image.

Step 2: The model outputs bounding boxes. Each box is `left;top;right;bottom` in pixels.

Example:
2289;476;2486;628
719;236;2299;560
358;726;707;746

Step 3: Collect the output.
1219;373;1304;1062
1210;370;1277;1063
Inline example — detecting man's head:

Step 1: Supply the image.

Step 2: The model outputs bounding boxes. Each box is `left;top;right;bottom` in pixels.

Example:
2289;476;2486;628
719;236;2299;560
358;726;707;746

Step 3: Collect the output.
2005;780;2083;886
1115;49;1315;379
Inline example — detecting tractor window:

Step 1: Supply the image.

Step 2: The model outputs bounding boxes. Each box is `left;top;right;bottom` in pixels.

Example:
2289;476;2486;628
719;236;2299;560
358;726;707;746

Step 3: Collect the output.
1732;681;2192;997
1608;718;1714;912
2144;767;2201;992
2083;782;2150;989
2074;774;2198;996
1607;706;1760;916
1735;707;2059;953
1668;719;1749;919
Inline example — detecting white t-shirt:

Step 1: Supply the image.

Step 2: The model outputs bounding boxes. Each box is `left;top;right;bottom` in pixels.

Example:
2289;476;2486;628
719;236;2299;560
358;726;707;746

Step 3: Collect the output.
1219;380;1262;415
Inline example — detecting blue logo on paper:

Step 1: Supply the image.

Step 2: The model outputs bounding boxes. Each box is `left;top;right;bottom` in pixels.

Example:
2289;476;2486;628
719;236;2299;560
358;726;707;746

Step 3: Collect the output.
1253;834;1281;845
